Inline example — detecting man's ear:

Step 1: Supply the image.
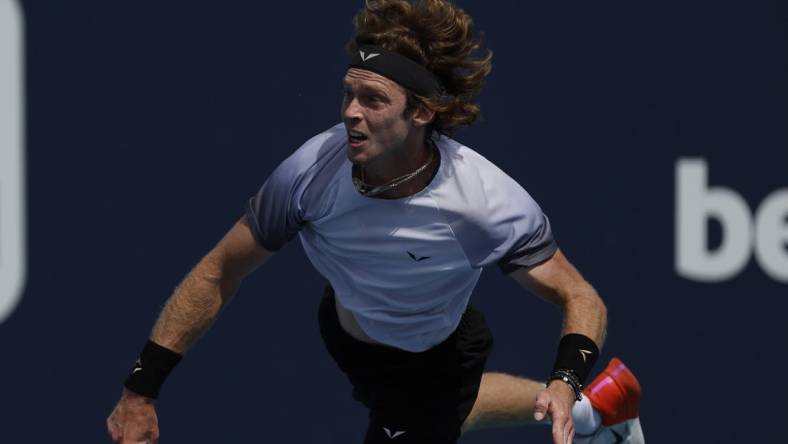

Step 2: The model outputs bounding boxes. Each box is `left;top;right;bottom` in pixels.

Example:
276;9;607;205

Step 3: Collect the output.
410;102;436;128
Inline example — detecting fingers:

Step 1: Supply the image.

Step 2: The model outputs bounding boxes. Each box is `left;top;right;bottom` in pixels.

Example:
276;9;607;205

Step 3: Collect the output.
107;415;120;442
560;413;574;444
537;384;576;444
533;390;550;421
106;405;159;444
540;394;573;444
551;410;567;444
548;405;575;444
535;390;572;444
119;435;155;444
116;427;158;444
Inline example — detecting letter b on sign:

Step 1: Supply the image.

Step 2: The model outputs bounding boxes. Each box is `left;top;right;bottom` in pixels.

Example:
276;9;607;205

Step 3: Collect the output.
0;0;26;324
676;158;788;283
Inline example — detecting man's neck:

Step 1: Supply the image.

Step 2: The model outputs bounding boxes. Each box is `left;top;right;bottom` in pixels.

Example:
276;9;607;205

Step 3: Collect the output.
355;138;439;199
361;138;431;185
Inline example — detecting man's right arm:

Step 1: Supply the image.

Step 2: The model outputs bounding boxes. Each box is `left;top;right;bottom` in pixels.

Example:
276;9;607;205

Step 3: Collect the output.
107;214;272;444
149;214;272;353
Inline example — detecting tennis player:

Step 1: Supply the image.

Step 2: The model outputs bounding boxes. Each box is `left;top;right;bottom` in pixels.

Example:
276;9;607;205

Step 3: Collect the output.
107;1;643;443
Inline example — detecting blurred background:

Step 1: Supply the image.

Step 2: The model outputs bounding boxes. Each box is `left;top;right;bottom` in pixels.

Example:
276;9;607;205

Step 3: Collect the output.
1;0;786;442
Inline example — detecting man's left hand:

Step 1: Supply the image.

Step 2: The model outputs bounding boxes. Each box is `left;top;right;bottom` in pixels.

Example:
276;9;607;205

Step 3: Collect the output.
533;381;576;444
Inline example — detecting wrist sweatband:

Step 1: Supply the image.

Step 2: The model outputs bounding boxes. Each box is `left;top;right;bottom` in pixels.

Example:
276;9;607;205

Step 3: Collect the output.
551;333;600;385
349;44;443;97
123;340;182;399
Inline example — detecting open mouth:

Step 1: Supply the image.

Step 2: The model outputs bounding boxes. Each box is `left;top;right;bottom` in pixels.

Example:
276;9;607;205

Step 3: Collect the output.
348;130;368;144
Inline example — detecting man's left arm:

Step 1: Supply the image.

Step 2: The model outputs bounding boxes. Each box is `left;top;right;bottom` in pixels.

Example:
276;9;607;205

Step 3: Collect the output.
508;248;607;444
509;248;607;346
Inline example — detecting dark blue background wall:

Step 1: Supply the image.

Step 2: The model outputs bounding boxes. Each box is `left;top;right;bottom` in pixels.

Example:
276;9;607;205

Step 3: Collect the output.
1;0;786;442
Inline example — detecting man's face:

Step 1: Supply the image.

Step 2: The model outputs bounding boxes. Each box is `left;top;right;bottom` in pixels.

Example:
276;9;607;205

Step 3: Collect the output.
341;68;413;165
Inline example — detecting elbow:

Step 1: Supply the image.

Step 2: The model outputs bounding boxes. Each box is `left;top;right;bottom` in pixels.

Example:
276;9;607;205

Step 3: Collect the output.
197;250;245;285
584;286;607;325
196;254;227;286
584;288;608;346
562;284;608;327
592;290;607;317
195;254;242;300
597;296;608;328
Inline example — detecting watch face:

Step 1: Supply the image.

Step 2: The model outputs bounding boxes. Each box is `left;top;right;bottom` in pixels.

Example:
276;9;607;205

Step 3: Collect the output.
0;0;26;325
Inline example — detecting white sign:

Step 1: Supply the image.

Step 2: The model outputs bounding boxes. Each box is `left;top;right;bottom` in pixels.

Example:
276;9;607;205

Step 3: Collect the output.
676;158;788;283
0;0;26;324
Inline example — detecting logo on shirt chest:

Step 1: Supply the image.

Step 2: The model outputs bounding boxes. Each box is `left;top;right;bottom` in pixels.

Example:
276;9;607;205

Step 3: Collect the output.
407;251;431;262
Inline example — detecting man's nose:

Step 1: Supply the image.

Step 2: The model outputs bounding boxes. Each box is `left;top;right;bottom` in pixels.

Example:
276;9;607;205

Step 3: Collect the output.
343;97;362;121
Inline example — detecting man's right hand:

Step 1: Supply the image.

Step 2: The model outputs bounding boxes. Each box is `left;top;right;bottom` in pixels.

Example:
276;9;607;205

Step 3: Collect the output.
106;388;159;444
105;217;271;443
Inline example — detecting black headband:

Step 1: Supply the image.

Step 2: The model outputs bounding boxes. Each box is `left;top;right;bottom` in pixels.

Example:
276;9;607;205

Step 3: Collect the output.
348;45;443;97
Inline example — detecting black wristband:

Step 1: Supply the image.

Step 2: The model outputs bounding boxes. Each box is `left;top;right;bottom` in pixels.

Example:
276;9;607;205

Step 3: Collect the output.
123;340;182;399
551;333;599;385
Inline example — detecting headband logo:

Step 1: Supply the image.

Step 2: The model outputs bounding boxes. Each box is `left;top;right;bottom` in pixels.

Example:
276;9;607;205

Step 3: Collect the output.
359;50;380;62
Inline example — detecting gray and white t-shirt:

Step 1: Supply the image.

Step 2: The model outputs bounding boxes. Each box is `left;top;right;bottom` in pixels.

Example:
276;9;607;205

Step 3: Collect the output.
247;123;557;352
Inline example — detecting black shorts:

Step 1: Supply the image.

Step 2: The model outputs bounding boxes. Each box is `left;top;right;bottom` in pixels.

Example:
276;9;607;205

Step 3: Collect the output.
318;286;494;444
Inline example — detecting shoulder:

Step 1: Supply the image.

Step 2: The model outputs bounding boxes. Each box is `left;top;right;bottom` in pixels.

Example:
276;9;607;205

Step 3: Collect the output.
434;137;553;268
265;123;348;204
246;124;348;251
436;136;531;205
274;123;347;178
438;137;520;186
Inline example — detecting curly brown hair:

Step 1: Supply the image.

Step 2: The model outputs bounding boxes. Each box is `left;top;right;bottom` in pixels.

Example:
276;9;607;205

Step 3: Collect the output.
347;0;493;136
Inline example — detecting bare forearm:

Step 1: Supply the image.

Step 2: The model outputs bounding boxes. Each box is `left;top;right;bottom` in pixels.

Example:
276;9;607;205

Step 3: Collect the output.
150;258;240;354
509;249;608;348
560;284;607;348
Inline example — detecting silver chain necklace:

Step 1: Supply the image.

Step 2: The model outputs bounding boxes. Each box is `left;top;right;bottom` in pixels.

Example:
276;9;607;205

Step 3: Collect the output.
353;144;437;197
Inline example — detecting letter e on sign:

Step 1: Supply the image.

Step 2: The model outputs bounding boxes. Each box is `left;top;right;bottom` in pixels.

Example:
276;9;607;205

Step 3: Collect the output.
0;0;26;325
